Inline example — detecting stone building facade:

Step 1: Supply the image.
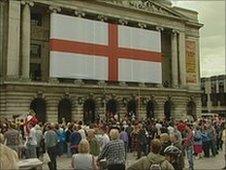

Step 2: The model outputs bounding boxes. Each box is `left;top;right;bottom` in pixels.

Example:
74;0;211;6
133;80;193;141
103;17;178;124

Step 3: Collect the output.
201;75;226;117
0;0;203;123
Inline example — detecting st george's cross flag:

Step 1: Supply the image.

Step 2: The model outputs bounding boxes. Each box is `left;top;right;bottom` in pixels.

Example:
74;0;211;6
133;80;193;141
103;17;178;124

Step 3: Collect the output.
50;13;162;83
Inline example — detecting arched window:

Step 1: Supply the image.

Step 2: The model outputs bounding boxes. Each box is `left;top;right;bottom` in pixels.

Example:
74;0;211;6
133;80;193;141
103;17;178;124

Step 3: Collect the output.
58;98;72;123
187;101;197;120
146;100;155;119
164;100;172;121
127;99;137;117
83;99;96;125
106;99;118;116
30;98;46;123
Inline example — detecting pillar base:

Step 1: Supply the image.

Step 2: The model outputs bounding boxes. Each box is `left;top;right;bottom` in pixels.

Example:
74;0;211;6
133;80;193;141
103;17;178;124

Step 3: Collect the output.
19;77;31;82
49;77;59;84
5;75;20;81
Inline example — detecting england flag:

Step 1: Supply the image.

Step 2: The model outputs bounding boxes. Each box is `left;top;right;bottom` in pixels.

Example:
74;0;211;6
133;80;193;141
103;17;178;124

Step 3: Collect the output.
50;13;162;83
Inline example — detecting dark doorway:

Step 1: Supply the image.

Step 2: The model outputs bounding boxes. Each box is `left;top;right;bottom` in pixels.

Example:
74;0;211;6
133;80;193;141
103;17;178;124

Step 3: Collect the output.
146;101;155;119
106;99;118;116
127;99;137;118
187;101;197;120
83;99;96;125
58;98;72;123
30;98;46;123
164;100;172;121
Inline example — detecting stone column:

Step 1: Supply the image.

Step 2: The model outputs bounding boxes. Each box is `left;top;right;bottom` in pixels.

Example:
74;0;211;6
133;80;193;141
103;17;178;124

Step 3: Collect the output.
21;1;34;80
6;1;21;80
206;78;212;112
171;30;178;88
178;31;186;87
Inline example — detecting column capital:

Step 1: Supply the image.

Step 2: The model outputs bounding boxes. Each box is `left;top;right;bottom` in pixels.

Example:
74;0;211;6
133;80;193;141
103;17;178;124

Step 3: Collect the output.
138;22;147;29
21;0;34;7
49;5;61;13
97;14;107;22
171;29;179;35
118;18;128;25
74;10;85;17
156;26;164;32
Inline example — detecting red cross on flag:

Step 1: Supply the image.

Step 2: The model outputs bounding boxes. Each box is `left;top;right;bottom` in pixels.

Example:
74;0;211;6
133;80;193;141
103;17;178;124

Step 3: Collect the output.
50;13;162;83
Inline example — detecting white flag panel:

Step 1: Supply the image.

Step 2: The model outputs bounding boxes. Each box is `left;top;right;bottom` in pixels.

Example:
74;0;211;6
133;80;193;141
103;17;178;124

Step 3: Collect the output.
50;13;108;45
50;51;108;80
118;25;161;52
118;59;162;83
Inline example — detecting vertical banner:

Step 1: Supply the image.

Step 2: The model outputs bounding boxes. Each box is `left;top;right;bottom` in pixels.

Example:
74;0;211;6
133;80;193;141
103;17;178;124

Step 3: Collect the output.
186;40;197;84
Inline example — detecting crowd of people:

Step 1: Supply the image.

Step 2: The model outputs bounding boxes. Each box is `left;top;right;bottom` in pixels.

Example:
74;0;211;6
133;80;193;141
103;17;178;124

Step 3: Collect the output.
0;113;225;170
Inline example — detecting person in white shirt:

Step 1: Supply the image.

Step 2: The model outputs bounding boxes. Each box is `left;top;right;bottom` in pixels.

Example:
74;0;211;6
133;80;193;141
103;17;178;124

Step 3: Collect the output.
100;127;110;151
26;124;37;158
78;125;86;140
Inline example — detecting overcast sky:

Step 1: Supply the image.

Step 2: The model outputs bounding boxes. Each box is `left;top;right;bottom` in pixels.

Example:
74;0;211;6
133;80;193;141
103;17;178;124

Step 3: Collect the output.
171;0;225;78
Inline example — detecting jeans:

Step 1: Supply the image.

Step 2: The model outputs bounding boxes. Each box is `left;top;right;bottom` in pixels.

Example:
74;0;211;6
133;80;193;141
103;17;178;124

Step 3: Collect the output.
186;147;194;170
47;146;57;170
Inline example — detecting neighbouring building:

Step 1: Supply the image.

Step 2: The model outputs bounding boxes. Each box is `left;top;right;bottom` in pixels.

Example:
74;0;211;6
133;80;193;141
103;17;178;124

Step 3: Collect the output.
201;75;226;117
0;0;203;124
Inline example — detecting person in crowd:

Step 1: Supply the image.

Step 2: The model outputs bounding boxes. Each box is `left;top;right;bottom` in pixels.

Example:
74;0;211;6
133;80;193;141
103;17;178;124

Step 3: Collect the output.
97;129;125;170
99;126;110;151
207;122;217;157
65;123;73;157
201;125;210;157
55;123;66;157
87;129;100;157
164;145;182;170
183;125;194;170
120;127;129;158
71;139;98;170
127;139;174;170
35;124;43;158
4;123;20;153
70;124;82;155
170;133;184;170
193;125;203;159
137;123;148;159
26;122;37;158
159;133;171;155
125;122;133;153
78;123;86;140
45;124;58;170
131;124;139;156
0;133;19;170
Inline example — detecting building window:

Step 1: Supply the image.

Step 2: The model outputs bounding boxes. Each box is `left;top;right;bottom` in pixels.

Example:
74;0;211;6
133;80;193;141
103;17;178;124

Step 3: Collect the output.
31;13;42;26
201;93;207;107
30;63;41;81
30;44;41;58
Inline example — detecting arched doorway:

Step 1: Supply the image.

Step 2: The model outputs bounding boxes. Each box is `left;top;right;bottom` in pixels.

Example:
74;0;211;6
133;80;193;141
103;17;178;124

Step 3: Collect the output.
58;98;72;123
106;99;118;117
83;99;96;125
164;100;172;121
146;100;155;119
30;98;46;123
187;101;197;120
127;99;137;118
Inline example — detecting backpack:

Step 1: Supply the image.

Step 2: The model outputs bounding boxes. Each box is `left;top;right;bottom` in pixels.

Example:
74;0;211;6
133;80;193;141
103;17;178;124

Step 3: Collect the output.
149;163;162;170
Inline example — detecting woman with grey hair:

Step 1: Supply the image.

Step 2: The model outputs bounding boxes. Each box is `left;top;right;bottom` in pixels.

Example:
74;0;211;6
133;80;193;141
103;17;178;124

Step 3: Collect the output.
71;139;98;170
97;129;126;170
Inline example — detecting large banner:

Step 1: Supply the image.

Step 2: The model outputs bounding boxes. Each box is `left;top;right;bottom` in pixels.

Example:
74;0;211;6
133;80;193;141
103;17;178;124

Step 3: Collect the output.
186;40;197;84
50;13;162;83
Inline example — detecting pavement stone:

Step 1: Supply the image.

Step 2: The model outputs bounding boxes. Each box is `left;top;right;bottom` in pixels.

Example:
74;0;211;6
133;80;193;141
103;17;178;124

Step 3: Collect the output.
42;148;225;170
